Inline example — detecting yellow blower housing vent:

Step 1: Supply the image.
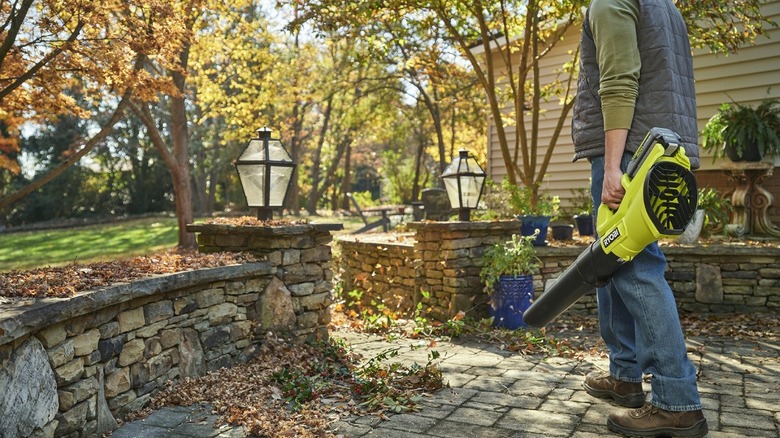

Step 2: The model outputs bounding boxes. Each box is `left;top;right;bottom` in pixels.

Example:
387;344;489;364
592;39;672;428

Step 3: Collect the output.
645;161;697;235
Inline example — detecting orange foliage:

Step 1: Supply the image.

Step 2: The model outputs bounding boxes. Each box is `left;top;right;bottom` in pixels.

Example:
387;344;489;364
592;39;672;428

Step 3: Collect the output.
0;0;191;172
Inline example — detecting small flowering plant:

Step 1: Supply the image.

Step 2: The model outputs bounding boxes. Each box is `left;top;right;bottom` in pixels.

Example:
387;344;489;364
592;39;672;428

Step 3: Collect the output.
480;233;540;294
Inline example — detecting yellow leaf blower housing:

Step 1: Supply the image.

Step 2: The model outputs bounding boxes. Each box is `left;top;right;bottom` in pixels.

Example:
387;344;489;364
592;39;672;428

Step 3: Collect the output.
523;128;697;327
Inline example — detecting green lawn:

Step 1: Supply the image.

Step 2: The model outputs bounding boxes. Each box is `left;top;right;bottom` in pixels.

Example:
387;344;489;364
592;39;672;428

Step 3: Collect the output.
0;214;371;272
0;217;180;272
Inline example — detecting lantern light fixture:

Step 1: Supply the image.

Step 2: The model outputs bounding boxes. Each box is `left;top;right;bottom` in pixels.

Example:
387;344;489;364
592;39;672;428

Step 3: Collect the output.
441;148;486;221
234;127;296;221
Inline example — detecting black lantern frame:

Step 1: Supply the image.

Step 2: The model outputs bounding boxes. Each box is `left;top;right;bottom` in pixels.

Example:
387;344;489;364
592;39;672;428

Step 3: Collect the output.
441;148;486;221
234;127;296;221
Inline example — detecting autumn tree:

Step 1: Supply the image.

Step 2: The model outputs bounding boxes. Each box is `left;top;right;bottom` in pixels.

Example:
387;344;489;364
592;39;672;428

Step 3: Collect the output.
419;0;776;208
299;0;775;210
0;0;189;222
296;0;487;205
187;2;280;215
411;0;584;210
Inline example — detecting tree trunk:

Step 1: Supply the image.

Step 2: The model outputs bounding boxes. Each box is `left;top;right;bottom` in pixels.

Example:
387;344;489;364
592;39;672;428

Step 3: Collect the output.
131;44;195;249
306;97;333;214
168;47;195;249
412;128;426;202
192;146;208;214
339;142;352;211
205;142;220;214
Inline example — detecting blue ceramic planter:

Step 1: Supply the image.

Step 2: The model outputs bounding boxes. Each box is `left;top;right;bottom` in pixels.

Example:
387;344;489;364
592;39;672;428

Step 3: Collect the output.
489;274;534;330
517;215;550;246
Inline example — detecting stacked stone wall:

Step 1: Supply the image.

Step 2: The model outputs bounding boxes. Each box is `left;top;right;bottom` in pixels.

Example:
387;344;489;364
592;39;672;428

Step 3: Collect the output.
188;223;341;337
335;221;780;322
336;221;521;321
0;223;341;438
663;246;780;312
336;234;417;313
409;221;521;321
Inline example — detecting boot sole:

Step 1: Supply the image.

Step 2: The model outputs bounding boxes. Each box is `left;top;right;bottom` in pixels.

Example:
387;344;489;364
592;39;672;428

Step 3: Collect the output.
582;382;646;408
607;417;708;437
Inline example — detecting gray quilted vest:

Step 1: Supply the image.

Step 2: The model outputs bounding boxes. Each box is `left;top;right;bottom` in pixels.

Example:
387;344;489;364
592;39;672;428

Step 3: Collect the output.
572;0;699;169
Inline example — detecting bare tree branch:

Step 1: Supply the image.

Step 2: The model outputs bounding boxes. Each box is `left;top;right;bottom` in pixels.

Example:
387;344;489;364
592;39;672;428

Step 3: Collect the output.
0;88;132;211
0;19;85;102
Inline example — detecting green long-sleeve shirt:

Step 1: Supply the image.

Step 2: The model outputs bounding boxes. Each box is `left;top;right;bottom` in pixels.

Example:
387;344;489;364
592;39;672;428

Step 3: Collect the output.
589;0;641;131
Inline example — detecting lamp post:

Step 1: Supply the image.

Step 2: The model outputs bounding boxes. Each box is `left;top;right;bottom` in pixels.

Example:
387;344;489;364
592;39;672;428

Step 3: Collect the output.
441;148;486;221
235;127;296;221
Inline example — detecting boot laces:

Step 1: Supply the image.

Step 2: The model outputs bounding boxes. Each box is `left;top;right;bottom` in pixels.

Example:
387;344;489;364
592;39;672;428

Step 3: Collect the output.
634;403;658;417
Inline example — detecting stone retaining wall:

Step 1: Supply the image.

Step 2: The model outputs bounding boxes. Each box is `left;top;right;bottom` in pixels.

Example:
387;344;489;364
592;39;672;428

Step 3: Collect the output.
335;221;780;321
336;234;417;314
663;245;780;312
0;223;341;438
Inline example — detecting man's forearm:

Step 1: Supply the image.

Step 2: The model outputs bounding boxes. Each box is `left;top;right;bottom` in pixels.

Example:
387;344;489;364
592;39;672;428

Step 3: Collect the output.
601;128;629;209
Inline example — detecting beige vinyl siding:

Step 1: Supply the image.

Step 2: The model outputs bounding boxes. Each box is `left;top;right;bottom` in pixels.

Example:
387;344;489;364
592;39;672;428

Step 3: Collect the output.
486;23;589;211
486;0;780;210
693;0;780;170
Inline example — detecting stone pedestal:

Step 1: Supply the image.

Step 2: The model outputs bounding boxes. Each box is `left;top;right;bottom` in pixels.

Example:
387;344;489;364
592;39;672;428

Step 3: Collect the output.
720;162;780;238
408;220;520;320
186;222;343;340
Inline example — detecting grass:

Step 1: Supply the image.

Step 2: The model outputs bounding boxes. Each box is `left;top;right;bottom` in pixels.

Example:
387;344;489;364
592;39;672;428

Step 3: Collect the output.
0;213;384;272
0;217;180;272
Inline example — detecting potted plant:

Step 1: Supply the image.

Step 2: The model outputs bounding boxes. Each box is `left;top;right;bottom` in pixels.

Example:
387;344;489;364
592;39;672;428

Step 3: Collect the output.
697;187;732;237
569;184;594;237
501;178;560;246
677;188;733;243
480;233;541;329
701;98;780;162
549;219;574;241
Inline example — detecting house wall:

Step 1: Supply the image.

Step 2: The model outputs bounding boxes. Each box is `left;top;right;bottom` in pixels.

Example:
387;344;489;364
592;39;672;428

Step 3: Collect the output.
485;1;780;224
485;23;588;206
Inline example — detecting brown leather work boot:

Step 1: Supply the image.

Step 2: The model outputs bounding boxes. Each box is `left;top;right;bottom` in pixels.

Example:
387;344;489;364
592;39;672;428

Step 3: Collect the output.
583;371;646;408
607;402;708;437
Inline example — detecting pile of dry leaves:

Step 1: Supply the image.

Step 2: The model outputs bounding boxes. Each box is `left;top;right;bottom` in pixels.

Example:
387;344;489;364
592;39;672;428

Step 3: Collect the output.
202;217;311;227
680;313;780;341
129;333;443;437
0;251;258;299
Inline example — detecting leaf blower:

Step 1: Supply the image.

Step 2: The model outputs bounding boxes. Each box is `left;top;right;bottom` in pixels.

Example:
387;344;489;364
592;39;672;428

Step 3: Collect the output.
522;127;698;328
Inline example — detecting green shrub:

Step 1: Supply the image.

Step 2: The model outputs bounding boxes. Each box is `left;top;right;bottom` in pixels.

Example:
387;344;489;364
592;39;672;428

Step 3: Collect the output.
697;188;732;236
502;178;559;218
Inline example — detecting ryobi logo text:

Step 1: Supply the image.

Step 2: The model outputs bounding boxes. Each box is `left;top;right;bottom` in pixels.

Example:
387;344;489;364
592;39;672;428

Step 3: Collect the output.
602;227;621;248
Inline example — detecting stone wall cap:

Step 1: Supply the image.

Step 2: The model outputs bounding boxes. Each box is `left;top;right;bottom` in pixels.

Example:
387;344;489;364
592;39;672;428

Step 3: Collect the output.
407;220;520;232
337;232;415;246
186;222;343;235
527;243;780;257
0;262;271;346
661;242;780;256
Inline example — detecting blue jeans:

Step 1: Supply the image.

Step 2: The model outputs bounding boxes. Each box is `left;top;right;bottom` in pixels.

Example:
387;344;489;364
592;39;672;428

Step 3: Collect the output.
590;155;702;412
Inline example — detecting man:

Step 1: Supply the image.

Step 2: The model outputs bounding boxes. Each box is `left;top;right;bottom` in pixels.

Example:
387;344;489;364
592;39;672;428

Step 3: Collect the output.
571;0;708;437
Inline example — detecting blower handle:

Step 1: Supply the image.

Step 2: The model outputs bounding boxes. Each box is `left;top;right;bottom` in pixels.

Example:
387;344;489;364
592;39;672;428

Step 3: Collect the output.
625;128;682;178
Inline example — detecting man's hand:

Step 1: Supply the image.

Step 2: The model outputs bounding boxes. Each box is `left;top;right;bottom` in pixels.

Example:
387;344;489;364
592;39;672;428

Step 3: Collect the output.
602;167;625;210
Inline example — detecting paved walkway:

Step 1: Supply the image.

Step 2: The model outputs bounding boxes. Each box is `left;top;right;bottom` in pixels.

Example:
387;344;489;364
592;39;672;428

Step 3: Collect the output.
112;328;780;437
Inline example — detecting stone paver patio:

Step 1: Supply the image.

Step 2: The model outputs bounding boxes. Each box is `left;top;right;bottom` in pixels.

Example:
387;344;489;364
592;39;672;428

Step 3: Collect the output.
112;324;780;437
